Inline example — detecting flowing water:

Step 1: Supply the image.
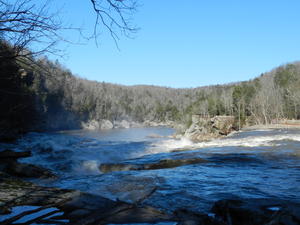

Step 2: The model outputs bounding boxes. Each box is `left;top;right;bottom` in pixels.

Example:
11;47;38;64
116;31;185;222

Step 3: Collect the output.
2;127;300;213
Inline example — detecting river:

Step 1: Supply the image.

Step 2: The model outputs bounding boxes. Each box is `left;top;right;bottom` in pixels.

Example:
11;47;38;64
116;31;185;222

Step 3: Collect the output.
2;127;300;213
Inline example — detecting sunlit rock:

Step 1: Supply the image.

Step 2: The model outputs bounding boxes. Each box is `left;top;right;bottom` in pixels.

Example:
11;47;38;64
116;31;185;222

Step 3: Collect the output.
114;120;131;129
81;119;113;130
184;115;235;142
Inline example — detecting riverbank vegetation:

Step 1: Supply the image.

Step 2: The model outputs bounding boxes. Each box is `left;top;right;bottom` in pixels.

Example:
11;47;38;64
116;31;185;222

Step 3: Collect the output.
1;0;300;140
1;39;300;140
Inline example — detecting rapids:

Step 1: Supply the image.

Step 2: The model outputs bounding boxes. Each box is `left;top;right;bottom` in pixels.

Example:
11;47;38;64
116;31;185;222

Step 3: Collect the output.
1;127;300;213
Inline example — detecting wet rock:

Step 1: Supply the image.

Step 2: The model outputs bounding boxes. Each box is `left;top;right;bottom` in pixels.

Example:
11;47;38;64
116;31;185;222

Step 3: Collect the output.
175;209;225;225
100;163;142;173
0;150;56;179
101;205;174;225
100;157;207;173
145;158;208;170
100;175;160;203
0;150;31;159
0;176;177;224
212;198;300;225
0;204;11;214
6;161;56;178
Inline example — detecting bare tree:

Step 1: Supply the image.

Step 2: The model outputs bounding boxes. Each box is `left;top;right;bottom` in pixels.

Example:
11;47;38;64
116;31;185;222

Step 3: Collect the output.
89;0;139;46
0;0;64;58
0;0;139;58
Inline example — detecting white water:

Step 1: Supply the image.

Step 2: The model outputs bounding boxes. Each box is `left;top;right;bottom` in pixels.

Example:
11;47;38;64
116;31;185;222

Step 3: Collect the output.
2;127;300;213
147;131;300;154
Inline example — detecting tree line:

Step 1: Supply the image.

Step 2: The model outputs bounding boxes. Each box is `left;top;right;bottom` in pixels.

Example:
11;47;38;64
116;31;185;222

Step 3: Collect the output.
1;39;300;140
1;0;300;142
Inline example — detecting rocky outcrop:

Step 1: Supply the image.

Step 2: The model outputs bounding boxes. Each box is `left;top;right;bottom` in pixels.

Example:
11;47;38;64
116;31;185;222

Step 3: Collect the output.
143;120;175;127
81;119;114;130
113;120;144;129
114;120;131;129
100;158;208;173
211;116;235;135
100;119;114;129
0;175;229;225
0;176;175;225
184;115;235;142
1;162;299;225
81;119;177;130
0;149;56;179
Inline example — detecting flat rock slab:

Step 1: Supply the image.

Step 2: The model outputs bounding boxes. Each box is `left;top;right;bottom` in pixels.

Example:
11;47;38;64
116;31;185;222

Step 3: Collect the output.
0;176;175;225
100;158;208;173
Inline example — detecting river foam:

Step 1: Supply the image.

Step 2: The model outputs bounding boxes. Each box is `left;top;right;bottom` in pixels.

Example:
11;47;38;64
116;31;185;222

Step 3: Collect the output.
147;131;300;154
5;127;300;213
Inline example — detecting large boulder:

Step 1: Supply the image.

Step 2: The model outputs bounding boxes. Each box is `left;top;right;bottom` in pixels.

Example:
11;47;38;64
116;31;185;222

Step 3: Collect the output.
5;162;56;178
81;120;100;130
184;115;235;142
211;116;235;135
100;119;114;129
0;149;56;179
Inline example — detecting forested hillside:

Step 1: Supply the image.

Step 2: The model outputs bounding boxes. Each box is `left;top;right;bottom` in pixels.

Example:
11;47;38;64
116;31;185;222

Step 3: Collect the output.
1;40;300;140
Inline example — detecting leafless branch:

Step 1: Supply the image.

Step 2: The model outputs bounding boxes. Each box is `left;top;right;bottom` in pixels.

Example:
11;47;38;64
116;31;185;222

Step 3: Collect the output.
0;0;139;59
0;0;68;58
89;0;139;47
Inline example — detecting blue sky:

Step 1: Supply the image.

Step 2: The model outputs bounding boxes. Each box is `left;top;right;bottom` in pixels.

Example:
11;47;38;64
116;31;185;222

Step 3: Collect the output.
47;0;300;88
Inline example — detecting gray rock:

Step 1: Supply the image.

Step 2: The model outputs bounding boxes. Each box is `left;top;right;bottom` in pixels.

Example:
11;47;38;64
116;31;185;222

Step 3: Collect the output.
81;119;100;130
100;158;207;173
100;119;114;129
211;116;235;135
184;115;235;142
100;163;142;173
0;176;176;224
114;120;131;129
6;161;56;179
81;119;113;130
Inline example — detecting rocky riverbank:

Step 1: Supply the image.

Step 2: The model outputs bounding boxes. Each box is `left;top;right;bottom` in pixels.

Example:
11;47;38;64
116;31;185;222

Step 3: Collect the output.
179;116;300;143
242;121;300;131
0;149;175;224
1;148;300;225
81;119;176;130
